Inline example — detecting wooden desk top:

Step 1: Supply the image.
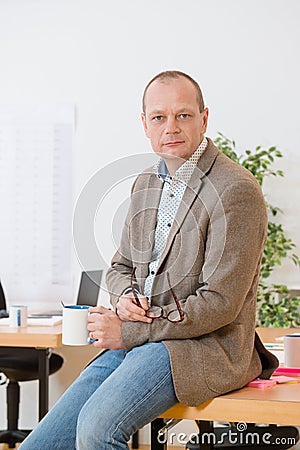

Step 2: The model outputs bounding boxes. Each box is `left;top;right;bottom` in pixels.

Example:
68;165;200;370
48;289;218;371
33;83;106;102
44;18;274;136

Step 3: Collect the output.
160;383;300;426
0;323;62;348
256;326;295;343
161;328;300;426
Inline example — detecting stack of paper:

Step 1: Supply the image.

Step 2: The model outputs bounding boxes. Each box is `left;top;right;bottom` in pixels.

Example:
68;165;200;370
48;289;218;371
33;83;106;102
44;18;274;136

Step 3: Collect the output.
0;317;62;326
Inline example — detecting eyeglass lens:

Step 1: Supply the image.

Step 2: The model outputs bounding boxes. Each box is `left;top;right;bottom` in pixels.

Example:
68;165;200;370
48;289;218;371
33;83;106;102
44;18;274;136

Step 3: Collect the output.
131;268;184;323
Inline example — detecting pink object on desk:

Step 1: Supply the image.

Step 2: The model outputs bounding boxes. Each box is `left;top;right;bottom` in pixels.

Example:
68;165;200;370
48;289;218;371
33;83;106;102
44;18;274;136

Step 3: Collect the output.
247;379;276;388
274;367;300;376
247;372;300;388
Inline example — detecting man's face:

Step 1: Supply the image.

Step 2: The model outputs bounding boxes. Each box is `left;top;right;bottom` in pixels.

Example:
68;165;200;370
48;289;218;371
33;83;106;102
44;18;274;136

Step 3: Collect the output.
141;77;208;161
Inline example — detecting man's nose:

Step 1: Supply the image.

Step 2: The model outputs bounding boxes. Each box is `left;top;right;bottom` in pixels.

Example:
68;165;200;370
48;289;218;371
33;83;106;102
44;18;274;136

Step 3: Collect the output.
165;116;180;134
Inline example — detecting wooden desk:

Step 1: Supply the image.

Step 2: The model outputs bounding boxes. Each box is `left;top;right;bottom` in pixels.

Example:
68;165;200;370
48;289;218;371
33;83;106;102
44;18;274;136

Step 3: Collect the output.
0;323;62;420
151;328;300;449
256;326;292;343
152;383;300;449
159;383;300;426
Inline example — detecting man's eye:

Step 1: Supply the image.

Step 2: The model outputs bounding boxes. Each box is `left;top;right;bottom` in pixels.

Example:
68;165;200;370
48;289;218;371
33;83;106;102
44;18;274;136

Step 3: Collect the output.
153;116;163;121
178;113;190;119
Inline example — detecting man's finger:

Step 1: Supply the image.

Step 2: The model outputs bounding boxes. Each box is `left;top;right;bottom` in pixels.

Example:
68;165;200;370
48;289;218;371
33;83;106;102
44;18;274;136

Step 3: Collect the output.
89;305;110;314
138;297;149;310
119;311;152;323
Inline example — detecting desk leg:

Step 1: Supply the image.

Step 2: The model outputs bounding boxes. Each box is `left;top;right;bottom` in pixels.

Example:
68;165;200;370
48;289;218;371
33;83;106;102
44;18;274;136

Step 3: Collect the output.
151;418;166;450
37;348;50;420
132;430;139;448
195;420;214;450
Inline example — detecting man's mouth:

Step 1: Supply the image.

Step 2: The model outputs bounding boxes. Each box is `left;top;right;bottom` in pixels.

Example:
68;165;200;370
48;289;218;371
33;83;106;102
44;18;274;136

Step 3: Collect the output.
163;140;184;146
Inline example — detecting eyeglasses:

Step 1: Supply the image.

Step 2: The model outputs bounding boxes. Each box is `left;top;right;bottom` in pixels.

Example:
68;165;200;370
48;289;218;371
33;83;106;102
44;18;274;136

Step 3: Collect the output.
131;267;184;323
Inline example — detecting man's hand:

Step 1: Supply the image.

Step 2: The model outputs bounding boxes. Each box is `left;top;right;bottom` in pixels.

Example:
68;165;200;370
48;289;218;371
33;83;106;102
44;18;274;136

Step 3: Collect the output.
87;306;124;349
116;293;152;323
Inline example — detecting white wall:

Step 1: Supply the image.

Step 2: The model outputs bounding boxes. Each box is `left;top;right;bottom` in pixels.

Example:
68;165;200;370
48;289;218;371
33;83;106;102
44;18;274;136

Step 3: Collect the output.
1;0;300;287
0;0;300;444
1;0;300;286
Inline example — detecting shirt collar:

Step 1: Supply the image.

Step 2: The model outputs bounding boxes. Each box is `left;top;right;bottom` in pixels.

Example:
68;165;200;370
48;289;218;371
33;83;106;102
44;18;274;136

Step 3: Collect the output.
153;136;208;184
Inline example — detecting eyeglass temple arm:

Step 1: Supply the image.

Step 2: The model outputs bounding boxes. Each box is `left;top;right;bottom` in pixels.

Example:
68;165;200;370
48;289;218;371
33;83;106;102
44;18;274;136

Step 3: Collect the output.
167;272;184;319
131;268;143;308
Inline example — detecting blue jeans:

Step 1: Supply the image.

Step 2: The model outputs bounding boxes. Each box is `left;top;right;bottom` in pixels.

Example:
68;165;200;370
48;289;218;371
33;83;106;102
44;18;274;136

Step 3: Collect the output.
19;342;178;450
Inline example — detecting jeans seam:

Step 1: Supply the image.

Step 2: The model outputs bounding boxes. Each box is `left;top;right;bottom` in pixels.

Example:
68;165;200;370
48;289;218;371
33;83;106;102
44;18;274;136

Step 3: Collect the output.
109;368;173;445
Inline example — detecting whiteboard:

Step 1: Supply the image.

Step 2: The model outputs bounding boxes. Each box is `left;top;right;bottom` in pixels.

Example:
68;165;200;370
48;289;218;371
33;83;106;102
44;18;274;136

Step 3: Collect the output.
0;103;74;306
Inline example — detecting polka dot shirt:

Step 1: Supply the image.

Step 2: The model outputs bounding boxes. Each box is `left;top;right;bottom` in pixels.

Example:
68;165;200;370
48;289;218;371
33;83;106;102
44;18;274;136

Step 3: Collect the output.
143;137;208;300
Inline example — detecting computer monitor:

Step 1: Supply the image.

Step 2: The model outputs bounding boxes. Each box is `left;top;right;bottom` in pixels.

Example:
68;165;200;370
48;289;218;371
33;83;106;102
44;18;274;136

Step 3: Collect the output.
76;270;102;307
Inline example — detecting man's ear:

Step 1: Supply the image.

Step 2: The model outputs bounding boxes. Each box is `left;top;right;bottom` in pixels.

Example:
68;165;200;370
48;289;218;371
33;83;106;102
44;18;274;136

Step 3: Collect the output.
141;113;150;138
201;108;209;134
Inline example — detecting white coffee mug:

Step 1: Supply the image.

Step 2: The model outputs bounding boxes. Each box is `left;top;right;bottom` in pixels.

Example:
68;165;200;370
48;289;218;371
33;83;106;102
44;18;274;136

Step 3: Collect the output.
62;305;90;346
9;305;28;327
284;334;300;368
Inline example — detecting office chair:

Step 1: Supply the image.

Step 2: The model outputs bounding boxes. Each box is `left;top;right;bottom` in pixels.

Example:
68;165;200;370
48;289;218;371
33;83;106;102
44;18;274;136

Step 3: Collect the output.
0;280;64;448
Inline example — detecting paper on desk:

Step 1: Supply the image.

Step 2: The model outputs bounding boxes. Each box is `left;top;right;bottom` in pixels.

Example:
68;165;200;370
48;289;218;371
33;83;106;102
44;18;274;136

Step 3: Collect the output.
247;374;300;388
0;317;62;326
271;375;300;384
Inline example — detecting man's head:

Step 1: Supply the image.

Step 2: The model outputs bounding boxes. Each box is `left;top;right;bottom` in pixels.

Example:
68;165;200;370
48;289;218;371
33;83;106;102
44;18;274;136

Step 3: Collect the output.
142;71;205;114
141;71;209;163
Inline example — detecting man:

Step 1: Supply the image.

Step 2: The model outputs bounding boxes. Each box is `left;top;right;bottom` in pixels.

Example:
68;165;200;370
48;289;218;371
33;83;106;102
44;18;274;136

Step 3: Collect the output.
20;71;278;450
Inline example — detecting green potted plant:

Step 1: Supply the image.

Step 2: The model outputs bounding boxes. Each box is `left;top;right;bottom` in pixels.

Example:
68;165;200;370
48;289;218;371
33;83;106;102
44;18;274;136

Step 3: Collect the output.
214;133;300;328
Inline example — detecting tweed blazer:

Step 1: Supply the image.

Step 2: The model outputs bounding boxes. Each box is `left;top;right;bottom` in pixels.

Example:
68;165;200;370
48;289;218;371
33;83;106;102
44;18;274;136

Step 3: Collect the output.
106;138;278;407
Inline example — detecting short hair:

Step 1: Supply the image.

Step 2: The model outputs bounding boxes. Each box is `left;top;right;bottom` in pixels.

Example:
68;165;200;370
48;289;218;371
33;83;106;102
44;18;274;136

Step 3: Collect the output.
142;70;205;113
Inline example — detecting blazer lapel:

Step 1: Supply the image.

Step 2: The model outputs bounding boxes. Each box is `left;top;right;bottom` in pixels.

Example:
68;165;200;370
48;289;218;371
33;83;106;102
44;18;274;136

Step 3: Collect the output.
156;139;219;273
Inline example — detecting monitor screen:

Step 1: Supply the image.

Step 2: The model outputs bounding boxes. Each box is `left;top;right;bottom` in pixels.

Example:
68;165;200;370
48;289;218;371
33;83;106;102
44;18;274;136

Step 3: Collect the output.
76;270;102;307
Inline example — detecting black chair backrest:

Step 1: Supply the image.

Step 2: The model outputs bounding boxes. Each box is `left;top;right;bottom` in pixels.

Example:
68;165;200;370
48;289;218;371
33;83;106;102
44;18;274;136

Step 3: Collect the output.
0;281;7;310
